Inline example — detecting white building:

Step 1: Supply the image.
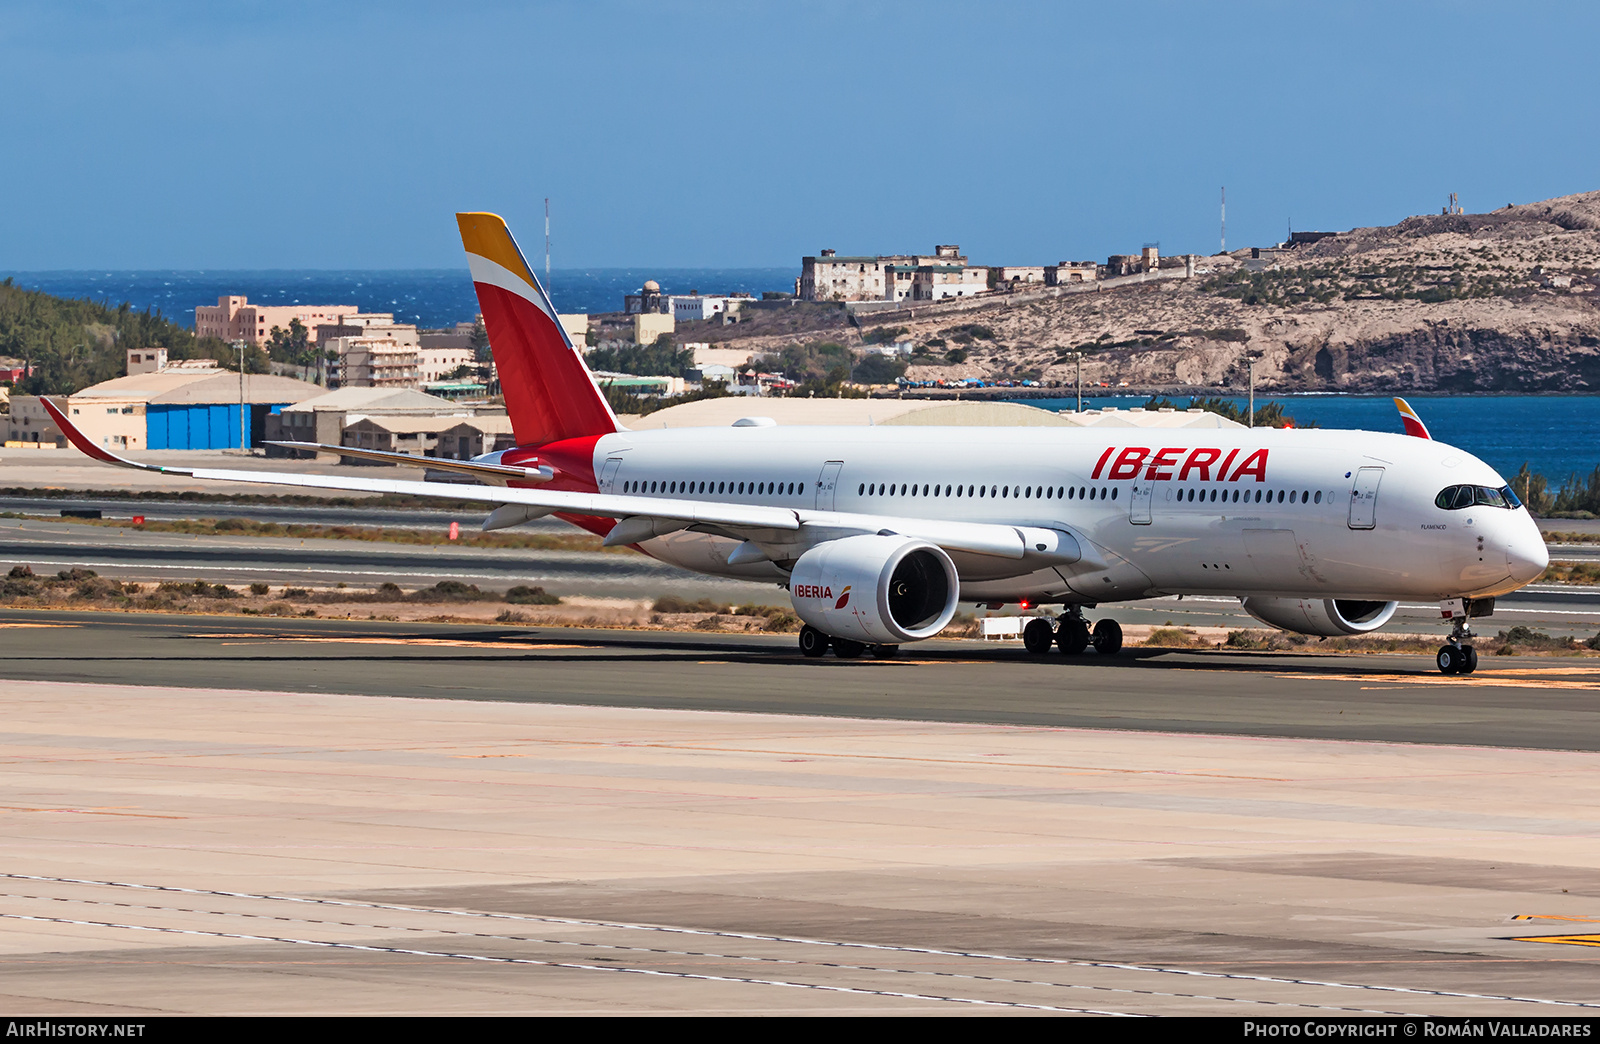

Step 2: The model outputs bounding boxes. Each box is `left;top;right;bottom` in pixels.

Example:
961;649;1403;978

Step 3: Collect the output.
911;265;990;301
1047;262;1100;285
417;346;476;384
995;266;1046;285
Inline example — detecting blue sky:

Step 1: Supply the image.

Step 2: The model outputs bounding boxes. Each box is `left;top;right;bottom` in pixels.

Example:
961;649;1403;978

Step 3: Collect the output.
3;1;1597;270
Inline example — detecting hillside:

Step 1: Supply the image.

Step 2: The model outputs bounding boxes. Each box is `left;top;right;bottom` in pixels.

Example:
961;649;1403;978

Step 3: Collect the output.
692;190;1600;394
0;280;238;396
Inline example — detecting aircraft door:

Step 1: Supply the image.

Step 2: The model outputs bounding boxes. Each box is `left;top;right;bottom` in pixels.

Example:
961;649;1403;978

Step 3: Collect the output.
1129;480;1154;524
598;457;624;493
815;461;844;511
1348;466;1383;529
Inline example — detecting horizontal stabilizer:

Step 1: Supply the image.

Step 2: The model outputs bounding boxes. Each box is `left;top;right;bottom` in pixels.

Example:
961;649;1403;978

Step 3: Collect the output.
266;441;554;483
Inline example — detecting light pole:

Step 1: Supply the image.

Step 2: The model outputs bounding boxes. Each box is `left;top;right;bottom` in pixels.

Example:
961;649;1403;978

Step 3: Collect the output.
234;339;247;450
1247;358;1256;428
1075;352;1083;413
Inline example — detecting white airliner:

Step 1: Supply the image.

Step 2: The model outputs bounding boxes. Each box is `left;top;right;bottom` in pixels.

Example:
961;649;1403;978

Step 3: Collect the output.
43;213;1548;675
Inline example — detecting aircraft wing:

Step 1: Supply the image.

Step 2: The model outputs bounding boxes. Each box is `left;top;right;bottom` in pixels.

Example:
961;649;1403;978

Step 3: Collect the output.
42;399;1060;560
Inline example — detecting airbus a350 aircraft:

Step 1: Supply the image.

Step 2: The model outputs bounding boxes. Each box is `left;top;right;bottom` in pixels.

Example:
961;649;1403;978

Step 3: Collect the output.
43;213;1549;675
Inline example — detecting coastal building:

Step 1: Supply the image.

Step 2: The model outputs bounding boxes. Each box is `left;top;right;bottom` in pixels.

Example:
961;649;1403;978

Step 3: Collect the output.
417;346;476;384
624;281;750;324
886;265;917;301
632;313;674;346
417;321;481;351
799;250;887;302
672;293;754;323
335;339;419;388
624;280;666;315
559;314;588;345
315;314;419;347
800;245;975;302
1046;262;1101;285
194;296;358;346
910;265;990;301
995;267;1046;286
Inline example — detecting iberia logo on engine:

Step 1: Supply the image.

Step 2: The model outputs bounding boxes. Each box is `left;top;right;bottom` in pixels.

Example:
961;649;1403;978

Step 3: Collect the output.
794;584;852;610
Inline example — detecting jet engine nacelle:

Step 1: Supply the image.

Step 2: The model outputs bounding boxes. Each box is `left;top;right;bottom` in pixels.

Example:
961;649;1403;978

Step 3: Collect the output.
1241;597;1399;637
789;534;959;645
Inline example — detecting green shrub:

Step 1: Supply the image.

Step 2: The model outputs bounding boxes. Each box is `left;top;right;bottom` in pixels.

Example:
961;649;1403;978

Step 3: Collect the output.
506;585;561;605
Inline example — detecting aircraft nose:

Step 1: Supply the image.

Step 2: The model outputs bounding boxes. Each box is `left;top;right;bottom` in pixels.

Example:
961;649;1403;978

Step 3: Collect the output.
1507;526;1549;585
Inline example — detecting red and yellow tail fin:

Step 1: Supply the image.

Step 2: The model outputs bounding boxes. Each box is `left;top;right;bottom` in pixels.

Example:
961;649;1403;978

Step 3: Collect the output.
1393;397;1432;440
457;212;619;446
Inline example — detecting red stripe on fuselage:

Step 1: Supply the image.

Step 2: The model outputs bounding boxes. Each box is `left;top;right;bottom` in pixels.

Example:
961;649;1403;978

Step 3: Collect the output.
503;434;616;539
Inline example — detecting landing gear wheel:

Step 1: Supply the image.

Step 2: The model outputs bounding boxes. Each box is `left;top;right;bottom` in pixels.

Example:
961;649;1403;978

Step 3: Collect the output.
1023;618;1056;655
799;625;828;658
831;637;865;660
871;644;900;659
1460;646;1478;674
1057;619;1090;655
1091;619;1123;656
1436;644;1462;675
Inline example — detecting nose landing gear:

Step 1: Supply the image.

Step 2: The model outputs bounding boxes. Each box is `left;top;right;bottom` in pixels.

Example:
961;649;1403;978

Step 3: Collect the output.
1436;614;1479;676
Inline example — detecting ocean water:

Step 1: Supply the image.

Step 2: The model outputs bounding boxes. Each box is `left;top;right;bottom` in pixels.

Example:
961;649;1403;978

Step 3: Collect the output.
0;268;797;330
1020;396;1600;482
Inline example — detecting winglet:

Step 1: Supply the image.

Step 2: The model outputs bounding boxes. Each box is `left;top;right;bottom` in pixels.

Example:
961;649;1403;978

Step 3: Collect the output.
42;395;196;477
1394;397;1432;440
41;397;180;472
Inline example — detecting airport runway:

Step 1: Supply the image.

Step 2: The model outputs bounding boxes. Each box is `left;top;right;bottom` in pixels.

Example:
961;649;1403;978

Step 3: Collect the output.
0;516;777;603
4;517;1599;638
3;609;1600;750
0;494;570;533
3;614;1600;1015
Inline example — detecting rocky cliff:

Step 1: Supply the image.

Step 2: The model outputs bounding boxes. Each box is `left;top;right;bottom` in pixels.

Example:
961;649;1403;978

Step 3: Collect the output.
700;190;1600;393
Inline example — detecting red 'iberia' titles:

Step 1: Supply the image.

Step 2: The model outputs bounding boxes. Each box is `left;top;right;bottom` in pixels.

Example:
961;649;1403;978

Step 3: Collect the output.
1092;447;1269;482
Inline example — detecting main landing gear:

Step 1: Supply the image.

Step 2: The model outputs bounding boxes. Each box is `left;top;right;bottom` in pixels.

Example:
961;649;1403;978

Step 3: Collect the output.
1024;609;1122;657
797;625;898;660
1436;614;1479;676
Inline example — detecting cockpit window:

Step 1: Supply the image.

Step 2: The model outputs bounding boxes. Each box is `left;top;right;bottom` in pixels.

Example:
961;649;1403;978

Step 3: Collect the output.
1474;486;1508;508
1435;484;1521;510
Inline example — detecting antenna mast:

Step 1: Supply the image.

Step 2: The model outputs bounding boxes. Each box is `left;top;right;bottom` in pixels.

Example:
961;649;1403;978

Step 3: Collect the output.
544;197;550;276
1220;186;1226;254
